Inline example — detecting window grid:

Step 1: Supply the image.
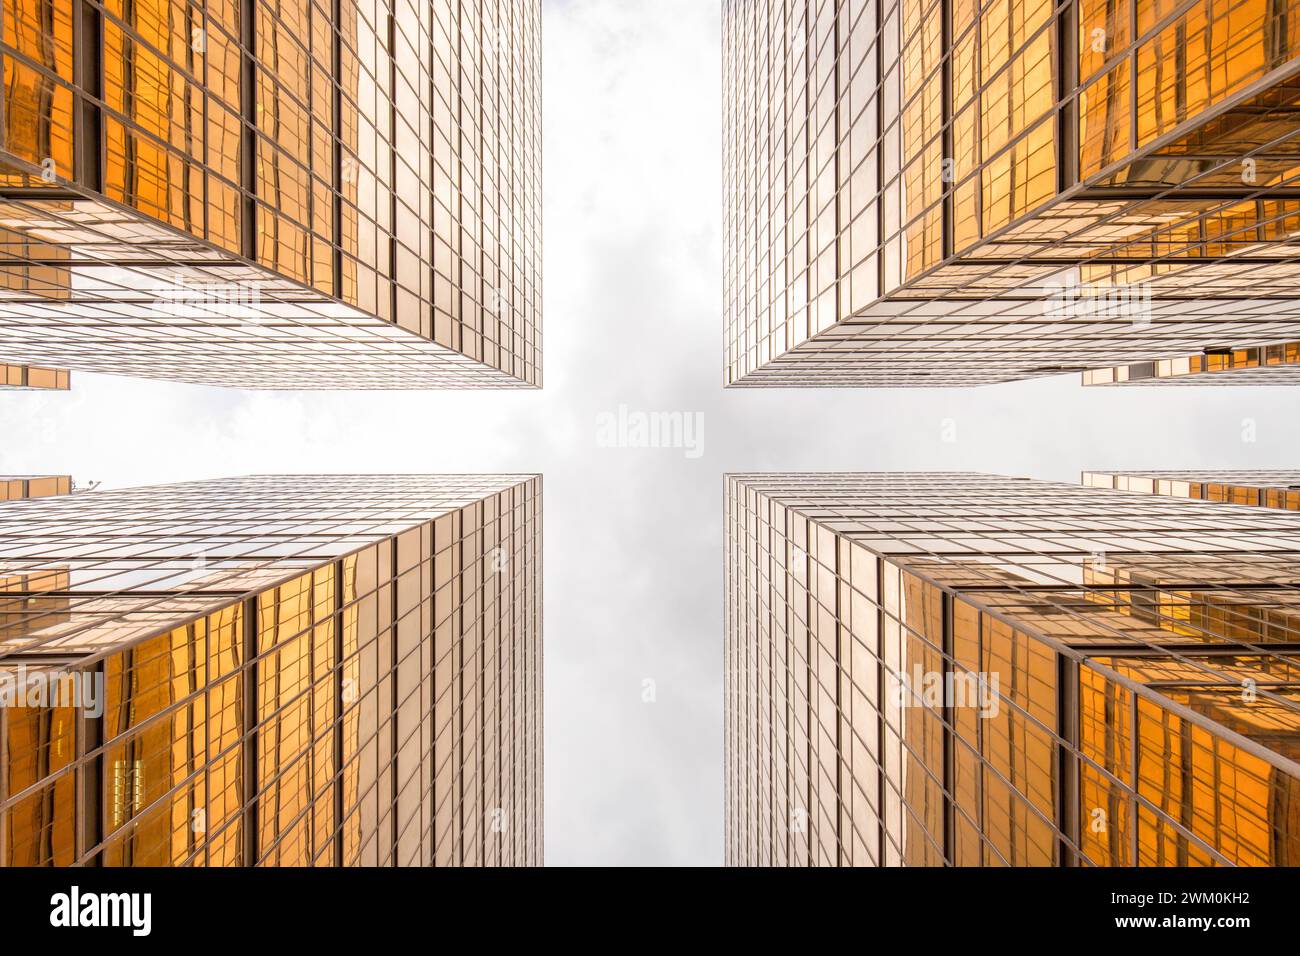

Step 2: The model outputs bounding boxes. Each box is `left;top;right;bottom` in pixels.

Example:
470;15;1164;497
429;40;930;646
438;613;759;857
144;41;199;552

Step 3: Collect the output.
0;0;541;389
0;474;542;866
726;472;1300;866
724;0;1300;387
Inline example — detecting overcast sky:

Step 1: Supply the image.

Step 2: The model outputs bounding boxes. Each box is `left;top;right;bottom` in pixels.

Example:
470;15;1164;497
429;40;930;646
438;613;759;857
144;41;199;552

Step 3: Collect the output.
2;0;1300;866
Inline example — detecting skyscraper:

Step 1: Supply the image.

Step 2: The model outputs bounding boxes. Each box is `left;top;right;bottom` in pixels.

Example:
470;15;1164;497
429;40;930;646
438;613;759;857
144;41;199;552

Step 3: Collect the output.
0;0;541;388
0;474;542;866
725;472;1300;866
1083;469;1300;510
723;0;1300;386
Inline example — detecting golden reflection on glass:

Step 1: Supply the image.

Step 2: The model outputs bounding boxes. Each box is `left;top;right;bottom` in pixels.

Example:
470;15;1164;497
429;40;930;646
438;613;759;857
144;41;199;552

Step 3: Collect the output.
0;0;541;388
0;475;541;867
724;0;1300;386
726;473;1300;866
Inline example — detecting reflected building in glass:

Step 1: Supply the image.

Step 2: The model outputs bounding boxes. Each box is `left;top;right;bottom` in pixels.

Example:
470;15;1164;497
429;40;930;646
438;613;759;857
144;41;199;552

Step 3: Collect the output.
0;365;69;391
1084;470;1300;510
0;474;542;866
724;0;1300;386
725;473;1300;866
0;0;541;388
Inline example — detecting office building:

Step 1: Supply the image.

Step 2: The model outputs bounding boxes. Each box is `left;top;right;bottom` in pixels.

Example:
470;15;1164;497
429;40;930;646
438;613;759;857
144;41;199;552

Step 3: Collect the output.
0;474;542;866
725;472;1300;865
724;0;1300;386
0;0;541;388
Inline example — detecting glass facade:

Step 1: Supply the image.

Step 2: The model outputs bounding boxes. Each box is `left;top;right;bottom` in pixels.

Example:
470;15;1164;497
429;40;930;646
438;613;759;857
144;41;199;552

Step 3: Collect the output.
0;474;542;866
724;0;1300;386
0;0;541;388
1083;341;1300;384
725;473;1300;865
1;475;74;758
1083;470;1300;510
0;365;69;390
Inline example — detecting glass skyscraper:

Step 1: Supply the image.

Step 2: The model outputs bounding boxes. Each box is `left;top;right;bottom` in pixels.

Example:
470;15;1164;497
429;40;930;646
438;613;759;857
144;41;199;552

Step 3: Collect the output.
0;474;542;866
724;0;1300;386
0;0;541;388
726;472;1300;866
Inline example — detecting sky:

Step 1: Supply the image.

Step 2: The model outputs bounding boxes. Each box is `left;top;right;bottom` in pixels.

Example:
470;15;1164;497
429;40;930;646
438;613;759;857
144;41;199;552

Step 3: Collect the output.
3;0;1300;866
